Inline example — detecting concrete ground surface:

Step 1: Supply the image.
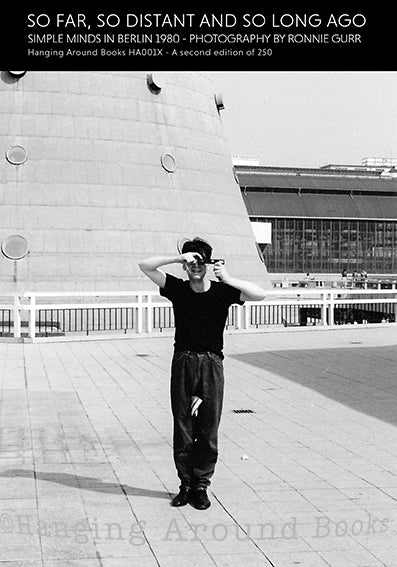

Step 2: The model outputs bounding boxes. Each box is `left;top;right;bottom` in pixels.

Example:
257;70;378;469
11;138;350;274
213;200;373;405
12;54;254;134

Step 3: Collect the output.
1;325;397;566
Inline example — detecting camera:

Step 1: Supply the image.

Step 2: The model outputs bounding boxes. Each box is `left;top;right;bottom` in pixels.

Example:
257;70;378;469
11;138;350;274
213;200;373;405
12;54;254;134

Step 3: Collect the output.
207;258;225;265
197;258;225;265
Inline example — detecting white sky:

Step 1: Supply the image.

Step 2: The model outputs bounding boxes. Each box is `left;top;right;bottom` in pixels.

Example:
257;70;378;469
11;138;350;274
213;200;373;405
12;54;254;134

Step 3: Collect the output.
211;71;397;168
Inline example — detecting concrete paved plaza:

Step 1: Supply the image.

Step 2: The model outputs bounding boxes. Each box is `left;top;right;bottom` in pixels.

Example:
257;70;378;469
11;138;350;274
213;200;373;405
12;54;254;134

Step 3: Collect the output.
1;325;397;566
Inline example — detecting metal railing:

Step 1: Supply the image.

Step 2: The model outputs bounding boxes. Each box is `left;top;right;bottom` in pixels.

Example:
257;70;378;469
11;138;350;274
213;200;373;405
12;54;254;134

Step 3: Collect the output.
273;277;397;290
0;294;22;337
0;288;396;340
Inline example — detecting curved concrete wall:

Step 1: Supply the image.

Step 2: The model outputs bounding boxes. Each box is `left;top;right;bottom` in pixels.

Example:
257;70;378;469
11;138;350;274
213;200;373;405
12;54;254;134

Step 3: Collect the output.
0;71;270;291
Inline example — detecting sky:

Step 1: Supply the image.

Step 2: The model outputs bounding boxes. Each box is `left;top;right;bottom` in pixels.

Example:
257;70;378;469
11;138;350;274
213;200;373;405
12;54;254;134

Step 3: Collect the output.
211;71;397;168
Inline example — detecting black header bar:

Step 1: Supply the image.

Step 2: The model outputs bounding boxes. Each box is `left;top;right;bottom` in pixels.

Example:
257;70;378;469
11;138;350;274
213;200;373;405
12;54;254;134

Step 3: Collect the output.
2;8;396;71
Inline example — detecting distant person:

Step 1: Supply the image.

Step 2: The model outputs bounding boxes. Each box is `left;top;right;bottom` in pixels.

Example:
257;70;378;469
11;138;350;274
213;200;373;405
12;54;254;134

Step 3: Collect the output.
341;268;348;287
139;237;266;510
360;269;368;280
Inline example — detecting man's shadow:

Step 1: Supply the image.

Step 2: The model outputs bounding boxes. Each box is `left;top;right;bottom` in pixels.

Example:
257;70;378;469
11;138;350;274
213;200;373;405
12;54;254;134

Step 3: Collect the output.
0;469;171;500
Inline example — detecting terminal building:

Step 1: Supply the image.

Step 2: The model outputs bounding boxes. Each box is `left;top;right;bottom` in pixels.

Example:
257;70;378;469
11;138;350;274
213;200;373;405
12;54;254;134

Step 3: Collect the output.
235;158;397;276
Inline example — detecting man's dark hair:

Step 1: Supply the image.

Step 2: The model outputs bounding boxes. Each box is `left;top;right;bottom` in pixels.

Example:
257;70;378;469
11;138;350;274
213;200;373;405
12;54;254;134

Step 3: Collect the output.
181;237;212;263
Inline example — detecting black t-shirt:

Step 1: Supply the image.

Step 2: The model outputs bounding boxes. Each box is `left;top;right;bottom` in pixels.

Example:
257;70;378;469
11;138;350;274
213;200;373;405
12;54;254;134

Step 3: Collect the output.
160;274;244;355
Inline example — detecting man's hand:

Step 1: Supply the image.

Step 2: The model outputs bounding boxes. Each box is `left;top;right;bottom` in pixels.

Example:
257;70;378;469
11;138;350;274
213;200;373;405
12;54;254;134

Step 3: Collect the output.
180;252;202;264
213;261;230;282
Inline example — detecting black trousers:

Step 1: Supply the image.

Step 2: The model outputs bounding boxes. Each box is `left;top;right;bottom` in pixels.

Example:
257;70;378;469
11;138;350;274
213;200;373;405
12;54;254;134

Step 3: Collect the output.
170;350;224;490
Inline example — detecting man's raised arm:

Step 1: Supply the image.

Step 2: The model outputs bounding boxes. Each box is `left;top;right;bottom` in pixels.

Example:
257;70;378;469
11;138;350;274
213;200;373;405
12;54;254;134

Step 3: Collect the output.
139;252;202;287
213;262;266;301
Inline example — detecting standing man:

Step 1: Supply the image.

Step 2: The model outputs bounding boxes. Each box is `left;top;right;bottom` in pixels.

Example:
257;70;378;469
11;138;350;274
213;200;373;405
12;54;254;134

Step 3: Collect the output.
139;237;266;509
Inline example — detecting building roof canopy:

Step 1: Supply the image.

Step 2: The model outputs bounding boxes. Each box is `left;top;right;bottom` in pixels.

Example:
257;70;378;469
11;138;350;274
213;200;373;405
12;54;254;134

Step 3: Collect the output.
237;170;397;194
243;192;397;220
237;165;397;219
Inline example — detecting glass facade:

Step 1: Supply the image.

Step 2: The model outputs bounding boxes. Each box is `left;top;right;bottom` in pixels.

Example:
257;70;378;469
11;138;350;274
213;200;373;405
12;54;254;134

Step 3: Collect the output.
253;218;397;274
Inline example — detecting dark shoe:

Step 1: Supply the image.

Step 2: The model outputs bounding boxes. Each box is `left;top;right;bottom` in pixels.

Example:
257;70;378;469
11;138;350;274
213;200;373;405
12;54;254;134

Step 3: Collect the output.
171;487;190;507
190;488;211;510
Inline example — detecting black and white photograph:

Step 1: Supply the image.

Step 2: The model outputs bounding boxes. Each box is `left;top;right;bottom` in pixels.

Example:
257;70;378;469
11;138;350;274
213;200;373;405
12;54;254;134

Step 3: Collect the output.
1;7;397;567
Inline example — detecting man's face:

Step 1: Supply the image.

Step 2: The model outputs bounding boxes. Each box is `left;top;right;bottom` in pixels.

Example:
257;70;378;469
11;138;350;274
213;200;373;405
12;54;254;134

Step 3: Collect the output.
184;259;207;281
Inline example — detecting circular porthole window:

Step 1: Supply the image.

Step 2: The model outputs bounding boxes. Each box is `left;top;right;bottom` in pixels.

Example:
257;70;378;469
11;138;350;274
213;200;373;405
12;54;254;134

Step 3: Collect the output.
161;153;177;173
6;145;28;165
147;72;167;93
1;235;29;260
9;71;26;78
